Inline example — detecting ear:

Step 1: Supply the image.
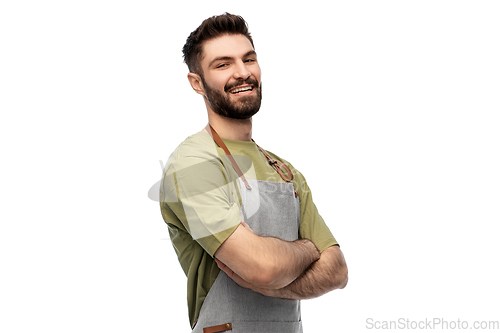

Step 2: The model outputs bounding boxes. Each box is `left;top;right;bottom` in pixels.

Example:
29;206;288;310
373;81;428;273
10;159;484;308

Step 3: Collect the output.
187;73;205;96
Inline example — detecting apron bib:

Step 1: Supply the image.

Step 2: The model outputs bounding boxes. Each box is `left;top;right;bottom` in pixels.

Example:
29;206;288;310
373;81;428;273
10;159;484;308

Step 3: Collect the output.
193;127;303;333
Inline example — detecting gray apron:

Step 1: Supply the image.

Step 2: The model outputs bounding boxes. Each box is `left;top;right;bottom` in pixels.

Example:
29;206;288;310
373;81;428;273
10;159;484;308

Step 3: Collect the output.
193;127;303;333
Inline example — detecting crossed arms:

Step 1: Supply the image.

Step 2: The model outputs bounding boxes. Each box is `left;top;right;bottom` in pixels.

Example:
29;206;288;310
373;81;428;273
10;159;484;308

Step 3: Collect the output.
214;221;348;300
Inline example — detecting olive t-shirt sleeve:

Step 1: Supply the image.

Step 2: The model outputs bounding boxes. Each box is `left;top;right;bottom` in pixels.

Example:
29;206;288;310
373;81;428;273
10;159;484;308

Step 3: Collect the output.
161;146;242;257
293;169;338;253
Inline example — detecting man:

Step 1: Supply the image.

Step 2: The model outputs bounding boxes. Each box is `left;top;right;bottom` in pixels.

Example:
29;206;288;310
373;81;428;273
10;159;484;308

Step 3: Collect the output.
160;13;348;333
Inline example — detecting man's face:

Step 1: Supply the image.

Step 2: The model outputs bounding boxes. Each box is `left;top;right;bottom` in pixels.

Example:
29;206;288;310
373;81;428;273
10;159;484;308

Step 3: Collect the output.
198;34;262;119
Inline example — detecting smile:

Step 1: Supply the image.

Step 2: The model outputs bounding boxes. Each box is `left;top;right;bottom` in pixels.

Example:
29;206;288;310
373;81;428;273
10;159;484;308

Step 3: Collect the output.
228;85;254;94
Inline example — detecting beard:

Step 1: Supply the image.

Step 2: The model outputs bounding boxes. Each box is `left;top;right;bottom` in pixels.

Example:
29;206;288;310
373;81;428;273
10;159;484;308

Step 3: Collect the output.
201;76;262;120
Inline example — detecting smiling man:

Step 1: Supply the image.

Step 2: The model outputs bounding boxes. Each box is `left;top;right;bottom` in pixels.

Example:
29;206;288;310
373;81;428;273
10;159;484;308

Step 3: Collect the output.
160;13;348;333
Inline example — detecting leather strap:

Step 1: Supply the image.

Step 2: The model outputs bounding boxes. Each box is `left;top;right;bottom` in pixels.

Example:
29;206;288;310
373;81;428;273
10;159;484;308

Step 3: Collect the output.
207;124;297;197
203;322;232;333
209;125;252;190
253;140;298;197
253;141;294;182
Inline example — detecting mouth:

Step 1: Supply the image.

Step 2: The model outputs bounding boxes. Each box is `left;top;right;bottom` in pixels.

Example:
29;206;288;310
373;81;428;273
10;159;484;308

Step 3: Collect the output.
228;85;254;95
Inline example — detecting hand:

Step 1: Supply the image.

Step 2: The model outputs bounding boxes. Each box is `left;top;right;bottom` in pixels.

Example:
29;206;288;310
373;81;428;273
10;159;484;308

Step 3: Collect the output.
240;221;253;232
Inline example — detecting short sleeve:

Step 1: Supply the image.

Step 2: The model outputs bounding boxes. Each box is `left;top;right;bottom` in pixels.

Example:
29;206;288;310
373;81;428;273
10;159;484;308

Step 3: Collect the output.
160;142;242;257
293;169;338;253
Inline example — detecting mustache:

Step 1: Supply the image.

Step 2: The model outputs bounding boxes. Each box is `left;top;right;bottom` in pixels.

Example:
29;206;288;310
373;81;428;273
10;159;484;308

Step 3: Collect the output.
224;78;260;92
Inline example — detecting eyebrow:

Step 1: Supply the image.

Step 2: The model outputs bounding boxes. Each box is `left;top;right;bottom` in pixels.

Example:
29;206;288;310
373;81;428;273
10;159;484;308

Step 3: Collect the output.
208;50;257;68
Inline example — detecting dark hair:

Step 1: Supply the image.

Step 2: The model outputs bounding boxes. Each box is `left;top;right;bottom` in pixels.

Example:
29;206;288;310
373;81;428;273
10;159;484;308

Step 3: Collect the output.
182;13;254;75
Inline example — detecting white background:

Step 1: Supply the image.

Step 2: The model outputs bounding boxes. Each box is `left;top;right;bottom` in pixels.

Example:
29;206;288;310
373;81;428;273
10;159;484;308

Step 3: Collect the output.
1;1;499;332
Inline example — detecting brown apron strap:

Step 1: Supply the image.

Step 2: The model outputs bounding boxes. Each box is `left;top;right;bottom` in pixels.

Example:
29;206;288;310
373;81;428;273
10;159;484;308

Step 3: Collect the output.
253;140;294;182
207;124;297;196
208;125;252;190
253;140;298;197
203;323;232;333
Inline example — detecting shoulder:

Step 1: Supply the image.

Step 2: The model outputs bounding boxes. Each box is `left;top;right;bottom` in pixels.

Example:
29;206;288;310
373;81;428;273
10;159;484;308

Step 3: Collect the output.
169;131;216;163
164;131;221;174
161;131;230;200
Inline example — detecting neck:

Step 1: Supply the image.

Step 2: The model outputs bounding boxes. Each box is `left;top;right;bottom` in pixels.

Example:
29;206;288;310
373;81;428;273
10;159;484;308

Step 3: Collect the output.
207;109;253;142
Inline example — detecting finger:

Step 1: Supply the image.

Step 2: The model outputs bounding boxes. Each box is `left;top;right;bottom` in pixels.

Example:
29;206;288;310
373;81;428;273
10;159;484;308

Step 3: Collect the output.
216;259;238;282
240;221;254;232
215;258;229;272
214;257;223;268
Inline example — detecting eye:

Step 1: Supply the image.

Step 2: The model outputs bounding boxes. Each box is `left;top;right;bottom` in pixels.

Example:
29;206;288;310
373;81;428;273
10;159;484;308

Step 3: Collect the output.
216;63;229;69
244;58;256;63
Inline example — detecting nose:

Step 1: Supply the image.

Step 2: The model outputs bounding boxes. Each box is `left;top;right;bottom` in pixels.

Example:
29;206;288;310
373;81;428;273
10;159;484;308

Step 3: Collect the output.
233;60;251;80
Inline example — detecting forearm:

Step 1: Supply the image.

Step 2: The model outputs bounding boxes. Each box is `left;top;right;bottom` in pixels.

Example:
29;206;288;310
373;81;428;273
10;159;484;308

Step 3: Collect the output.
266;245;348;300
256;236;320;289
215;223;320;289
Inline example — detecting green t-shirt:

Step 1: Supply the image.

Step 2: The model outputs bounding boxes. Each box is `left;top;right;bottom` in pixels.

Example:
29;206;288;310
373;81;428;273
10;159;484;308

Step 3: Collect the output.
160;130;337;328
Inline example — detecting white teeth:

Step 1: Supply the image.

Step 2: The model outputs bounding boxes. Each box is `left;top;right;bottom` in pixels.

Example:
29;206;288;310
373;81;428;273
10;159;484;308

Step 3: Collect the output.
231;86;252;94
